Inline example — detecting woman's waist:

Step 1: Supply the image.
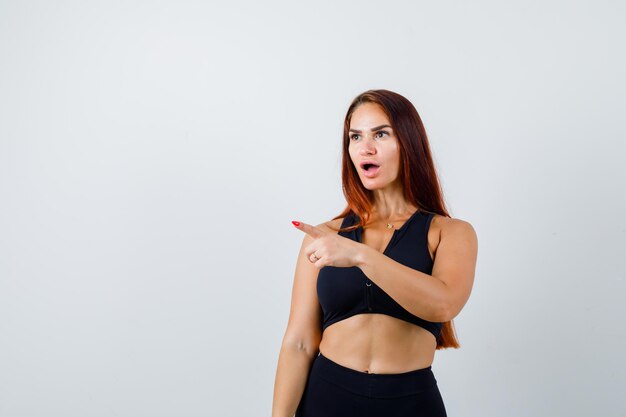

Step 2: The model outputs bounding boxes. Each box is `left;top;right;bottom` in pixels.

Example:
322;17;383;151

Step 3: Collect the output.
318;317;437;374
310;351;439;399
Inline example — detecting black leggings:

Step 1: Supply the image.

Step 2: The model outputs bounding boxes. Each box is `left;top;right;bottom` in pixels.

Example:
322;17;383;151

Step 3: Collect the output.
295;352;447;417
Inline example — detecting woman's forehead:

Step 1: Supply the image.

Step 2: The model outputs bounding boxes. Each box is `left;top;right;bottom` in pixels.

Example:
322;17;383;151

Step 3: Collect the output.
350;103;390;128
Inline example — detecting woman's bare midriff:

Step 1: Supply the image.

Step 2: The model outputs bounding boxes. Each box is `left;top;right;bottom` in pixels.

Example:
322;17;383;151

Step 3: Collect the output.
317;211;442;375
318;315;437;374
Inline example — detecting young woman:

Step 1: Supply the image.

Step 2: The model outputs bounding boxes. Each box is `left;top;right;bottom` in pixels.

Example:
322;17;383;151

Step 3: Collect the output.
272;89;478;417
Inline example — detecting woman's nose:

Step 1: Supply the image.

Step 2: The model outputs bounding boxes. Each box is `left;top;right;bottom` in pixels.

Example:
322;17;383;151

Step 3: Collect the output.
360;140;376;155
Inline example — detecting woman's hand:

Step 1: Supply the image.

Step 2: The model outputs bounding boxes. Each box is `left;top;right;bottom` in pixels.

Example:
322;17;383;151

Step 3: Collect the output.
291;221;362;269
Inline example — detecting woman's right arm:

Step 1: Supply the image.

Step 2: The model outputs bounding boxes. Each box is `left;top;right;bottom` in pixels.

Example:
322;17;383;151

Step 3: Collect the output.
272;232;323;417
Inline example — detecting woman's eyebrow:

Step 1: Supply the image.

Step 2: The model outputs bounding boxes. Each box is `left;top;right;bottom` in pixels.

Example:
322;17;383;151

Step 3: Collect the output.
349;124;392;133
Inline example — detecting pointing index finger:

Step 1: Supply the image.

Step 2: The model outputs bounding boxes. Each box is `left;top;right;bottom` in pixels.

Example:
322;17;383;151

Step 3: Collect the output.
292;221;325;239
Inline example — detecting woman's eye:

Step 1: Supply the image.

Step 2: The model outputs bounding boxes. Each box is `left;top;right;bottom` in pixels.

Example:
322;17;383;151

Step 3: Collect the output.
350;131;388;141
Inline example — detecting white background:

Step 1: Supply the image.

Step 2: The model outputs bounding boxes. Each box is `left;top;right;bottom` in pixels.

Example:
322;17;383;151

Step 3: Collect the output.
1;1;625;416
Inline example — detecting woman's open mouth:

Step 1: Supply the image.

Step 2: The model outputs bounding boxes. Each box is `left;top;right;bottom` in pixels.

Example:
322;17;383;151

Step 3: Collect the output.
361;163;381;178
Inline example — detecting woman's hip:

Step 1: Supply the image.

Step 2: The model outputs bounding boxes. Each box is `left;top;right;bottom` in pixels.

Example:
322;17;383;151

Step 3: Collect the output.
295;352;447;417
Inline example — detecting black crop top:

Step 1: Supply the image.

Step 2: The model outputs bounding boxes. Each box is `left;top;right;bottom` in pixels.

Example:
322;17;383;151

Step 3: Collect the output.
316;209;443;342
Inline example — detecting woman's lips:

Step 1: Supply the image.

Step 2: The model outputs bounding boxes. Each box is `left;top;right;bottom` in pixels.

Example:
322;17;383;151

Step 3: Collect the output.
362;165;381;178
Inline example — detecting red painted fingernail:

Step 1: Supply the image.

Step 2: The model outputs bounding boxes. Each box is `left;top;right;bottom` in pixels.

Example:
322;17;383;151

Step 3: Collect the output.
292;221;300;226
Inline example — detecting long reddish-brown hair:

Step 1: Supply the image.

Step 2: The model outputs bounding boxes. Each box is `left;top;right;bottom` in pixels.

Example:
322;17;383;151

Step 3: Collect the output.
329;89;460;349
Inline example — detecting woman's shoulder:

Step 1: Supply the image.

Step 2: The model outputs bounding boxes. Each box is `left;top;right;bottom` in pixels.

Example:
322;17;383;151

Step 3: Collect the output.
433;212;473;225
426;213;477;261
431;213;477;239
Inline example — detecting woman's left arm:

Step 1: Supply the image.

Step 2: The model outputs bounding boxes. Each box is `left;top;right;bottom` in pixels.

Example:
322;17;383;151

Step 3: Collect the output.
355;218;478;322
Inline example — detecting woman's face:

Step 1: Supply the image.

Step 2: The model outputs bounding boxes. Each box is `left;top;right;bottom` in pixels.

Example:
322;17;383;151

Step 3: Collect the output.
348;102;401;190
